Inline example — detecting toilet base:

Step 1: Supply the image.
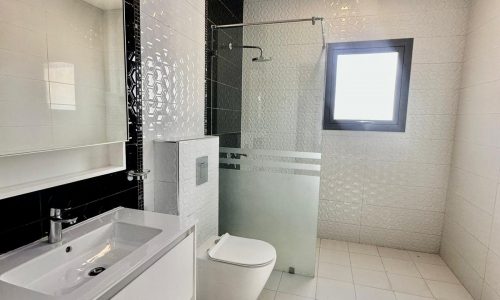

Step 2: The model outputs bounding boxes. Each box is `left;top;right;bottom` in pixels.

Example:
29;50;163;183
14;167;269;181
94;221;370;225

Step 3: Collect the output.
196;236;276;300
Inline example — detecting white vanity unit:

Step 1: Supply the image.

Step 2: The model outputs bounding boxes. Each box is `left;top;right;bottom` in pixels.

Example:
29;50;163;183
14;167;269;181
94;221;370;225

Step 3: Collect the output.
0;208;196;300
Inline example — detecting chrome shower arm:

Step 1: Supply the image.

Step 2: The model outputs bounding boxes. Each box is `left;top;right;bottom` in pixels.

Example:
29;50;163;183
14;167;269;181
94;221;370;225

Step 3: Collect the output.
229;43;263;57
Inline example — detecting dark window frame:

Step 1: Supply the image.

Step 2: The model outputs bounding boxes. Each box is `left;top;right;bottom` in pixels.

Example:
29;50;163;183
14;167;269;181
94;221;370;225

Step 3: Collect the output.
323;38;413;132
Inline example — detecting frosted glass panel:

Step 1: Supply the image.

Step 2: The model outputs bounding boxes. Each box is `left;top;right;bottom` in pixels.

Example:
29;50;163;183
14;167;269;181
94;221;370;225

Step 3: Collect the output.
334;52;399;121
220;168;319;275
219;148;321;276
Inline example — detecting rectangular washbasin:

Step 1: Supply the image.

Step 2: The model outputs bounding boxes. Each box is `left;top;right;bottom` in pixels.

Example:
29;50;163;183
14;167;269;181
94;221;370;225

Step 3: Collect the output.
0;222;161;296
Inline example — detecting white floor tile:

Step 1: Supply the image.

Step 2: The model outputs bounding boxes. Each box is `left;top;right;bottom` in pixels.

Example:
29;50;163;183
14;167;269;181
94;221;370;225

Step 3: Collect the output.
352;268;391;289
259;289;277;300
316;277;356;300
426;280;473;300
350;253;385;271
378;247;412;261
321;239;349;252
348;242;379;256
408;251;445;265
382;257;421;277
355;285;396;300
388;274;433;298
266;270;283;290
394;292;434;300
275;291;313;300
310;241;472;300
278;273;316;298
415;263;459;284
319;248;351;266
318;261;352;282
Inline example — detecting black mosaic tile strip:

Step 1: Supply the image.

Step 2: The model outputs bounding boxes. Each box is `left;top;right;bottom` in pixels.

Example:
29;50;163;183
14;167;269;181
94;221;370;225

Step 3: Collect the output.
125;0;144;210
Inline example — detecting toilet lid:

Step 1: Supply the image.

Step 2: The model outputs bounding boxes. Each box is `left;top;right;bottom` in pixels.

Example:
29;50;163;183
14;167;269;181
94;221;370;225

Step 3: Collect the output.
207;233;276;267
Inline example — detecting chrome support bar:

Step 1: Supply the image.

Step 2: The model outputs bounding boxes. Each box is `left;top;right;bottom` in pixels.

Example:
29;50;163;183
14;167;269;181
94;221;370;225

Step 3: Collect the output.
212;16;324;29
211;16;326;49
127;169;151;181
320;18;326;49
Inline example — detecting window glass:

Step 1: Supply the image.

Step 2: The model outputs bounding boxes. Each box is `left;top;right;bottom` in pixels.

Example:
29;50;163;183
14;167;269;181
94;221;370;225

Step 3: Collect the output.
333;52;399;121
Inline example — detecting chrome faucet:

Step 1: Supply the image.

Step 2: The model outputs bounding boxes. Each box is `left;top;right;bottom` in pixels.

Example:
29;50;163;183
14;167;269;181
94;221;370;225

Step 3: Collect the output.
48;208;77;244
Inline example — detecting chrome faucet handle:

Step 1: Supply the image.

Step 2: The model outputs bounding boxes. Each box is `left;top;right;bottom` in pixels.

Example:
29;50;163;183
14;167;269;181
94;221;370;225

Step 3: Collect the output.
49;208;77;223
50;208;62;219
62;217;78;224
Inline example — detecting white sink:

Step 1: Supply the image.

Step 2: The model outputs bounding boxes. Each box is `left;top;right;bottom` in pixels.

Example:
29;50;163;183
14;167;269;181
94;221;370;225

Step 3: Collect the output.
0;207;195;300
1;222;161;296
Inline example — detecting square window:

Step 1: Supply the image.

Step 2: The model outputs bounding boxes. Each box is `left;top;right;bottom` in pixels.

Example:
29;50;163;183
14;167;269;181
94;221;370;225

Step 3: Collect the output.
323;39;413;132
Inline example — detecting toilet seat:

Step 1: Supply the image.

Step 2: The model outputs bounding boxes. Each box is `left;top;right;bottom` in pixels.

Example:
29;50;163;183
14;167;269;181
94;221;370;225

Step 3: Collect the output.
207;233;276;267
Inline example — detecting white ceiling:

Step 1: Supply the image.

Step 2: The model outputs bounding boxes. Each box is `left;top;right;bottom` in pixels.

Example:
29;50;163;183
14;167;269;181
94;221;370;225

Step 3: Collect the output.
82;0;122;10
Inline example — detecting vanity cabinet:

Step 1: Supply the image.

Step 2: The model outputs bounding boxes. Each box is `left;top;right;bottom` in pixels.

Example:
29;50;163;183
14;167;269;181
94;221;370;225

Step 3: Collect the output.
112;233;195;300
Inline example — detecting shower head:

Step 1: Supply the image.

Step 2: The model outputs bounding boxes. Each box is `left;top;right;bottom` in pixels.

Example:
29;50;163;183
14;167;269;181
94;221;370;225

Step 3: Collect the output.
229;42;272;63
252;55;272;62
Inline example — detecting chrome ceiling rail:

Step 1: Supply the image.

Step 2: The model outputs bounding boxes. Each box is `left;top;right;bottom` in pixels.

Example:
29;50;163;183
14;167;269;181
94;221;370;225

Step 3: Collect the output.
211;16;326;49
211;16;324;29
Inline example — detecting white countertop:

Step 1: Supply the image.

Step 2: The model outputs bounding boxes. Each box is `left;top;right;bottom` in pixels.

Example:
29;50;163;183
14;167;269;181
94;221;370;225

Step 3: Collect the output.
0;207;195;300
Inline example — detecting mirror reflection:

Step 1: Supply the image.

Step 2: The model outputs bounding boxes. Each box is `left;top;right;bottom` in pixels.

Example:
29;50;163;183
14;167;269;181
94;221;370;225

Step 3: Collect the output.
0;0;127;156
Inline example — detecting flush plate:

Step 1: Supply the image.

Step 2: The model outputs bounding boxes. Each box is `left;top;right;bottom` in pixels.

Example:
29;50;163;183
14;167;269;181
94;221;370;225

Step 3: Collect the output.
196;156;208;185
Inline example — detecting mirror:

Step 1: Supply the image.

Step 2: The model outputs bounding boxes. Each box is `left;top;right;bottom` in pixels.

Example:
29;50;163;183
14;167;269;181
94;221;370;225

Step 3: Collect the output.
0;0;127;156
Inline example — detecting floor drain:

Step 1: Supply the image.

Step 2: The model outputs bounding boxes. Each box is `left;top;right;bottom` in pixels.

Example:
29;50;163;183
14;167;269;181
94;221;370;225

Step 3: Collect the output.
88;267;106;276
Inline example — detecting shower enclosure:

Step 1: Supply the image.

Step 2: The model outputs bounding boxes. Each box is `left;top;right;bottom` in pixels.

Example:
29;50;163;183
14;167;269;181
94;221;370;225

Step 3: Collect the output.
207;18;325;276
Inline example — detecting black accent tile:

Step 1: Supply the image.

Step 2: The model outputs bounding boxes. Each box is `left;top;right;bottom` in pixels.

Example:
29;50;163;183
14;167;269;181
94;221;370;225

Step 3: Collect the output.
214;57;242;89
205;0;243;138
0;222;44;254
210;80;242;110
217;133;241;148
215;28;243;66
220;0;243;21
212;109;241;134
0;193;42;234
207;0;240;25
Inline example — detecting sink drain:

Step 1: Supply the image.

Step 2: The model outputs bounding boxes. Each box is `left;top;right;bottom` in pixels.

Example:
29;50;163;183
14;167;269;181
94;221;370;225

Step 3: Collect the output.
88;267;106;277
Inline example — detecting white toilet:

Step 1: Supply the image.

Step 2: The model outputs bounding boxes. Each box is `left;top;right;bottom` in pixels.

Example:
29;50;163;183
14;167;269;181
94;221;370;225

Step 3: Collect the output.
197;233;277;300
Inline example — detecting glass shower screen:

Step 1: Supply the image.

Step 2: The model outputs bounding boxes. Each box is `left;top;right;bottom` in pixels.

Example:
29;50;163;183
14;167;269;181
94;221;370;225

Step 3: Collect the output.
210;21;325;276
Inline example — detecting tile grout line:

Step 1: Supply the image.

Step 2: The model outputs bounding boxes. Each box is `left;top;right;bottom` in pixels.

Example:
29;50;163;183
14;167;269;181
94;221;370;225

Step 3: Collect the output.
347;244;358;300
408;250;439;299
314;243;320;300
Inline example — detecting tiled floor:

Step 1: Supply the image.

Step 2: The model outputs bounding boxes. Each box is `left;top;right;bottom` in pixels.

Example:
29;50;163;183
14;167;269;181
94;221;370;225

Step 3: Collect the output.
258;239;473;300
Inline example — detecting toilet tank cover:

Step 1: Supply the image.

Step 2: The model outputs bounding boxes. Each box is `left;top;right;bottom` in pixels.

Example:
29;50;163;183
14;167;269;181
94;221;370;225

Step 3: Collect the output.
207;233;276;267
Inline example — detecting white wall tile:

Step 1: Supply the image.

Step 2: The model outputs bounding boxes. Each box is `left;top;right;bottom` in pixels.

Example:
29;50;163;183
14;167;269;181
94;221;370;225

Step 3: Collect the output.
319;200;361;225
445;191;493;246
361;206;444;235
360;227;440;253
485;249;500;296
441;2;500;299
140;0;209;244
